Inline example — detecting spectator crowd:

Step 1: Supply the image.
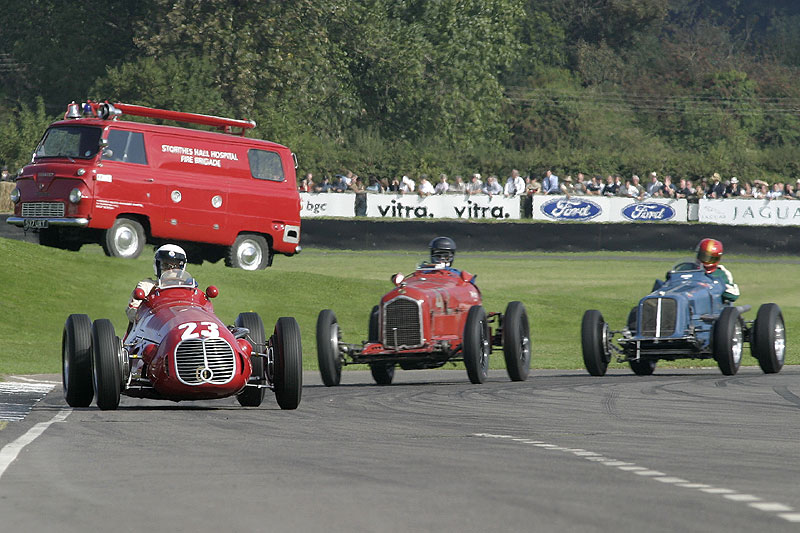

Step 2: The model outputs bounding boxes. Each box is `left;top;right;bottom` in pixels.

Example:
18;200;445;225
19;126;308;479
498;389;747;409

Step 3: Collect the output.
299;169;800;201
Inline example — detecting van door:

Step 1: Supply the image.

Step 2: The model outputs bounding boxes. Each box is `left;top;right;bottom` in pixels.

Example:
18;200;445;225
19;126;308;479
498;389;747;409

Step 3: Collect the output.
151;136;229;244
96;128;162;228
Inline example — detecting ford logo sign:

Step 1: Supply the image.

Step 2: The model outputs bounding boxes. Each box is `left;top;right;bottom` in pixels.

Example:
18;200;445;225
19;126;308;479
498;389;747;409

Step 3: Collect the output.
541;197;602;221
622;202;676;221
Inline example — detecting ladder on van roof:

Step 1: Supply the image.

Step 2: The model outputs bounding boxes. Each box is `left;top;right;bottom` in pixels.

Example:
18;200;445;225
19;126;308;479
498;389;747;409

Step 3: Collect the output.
65;100;256;136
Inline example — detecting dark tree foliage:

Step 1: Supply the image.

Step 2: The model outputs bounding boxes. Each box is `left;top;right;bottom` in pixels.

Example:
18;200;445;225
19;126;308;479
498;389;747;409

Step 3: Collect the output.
2;0;800;182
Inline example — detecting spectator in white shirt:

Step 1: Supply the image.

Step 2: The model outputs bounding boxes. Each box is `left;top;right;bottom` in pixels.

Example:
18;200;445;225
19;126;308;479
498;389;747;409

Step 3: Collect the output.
467;173;483;195
418;175;435;196
504;169;526;197
434;173;449;195
399;175;416;194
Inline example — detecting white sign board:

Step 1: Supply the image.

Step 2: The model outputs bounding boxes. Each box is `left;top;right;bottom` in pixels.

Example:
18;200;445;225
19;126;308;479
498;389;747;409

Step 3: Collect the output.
531;196;688;223
300;192;521;220
699;199;800;226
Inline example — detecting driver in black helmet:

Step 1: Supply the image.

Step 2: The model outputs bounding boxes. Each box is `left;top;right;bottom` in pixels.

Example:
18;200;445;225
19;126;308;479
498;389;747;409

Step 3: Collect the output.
419;236;462;274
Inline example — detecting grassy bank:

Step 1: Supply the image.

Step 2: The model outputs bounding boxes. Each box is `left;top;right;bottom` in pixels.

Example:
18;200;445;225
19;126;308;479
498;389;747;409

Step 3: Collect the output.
1;237;796;375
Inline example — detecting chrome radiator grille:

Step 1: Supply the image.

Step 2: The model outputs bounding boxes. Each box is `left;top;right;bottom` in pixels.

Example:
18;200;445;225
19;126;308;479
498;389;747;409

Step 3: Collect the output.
640;298;677;337
174;338;235;385
21;202;65;217
383;296;423;349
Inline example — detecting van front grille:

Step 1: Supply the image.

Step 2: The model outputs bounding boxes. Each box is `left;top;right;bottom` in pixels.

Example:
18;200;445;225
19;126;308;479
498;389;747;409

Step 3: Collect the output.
21;202;65;217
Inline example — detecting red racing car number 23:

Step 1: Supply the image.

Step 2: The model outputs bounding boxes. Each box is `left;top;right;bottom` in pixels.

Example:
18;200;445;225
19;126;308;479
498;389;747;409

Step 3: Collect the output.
178;321;221;340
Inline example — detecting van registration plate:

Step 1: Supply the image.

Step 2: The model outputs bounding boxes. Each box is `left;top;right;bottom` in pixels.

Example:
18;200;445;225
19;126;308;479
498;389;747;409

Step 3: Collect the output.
23;219;48;229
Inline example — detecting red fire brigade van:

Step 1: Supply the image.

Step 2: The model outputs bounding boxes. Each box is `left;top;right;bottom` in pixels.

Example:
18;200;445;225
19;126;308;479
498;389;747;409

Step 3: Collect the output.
8;101;301;270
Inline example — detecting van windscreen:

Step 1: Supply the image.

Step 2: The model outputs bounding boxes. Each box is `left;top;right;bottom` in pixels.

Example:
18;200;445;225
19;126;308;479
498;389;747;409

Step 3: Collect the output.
35;125;102;160
248;149;284;181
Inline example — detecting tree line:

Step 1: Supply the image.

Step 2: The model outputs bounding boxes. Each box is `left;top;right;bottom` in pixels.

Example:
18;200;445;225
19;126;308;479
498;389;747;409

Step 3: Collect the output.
2;0;800;183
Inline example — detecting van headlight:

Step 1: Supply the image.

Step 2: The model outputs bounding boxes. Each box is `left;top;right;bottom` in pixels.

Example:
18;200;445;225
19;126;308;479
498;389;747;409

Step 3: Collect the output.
10;188;20;204
69;188;83;204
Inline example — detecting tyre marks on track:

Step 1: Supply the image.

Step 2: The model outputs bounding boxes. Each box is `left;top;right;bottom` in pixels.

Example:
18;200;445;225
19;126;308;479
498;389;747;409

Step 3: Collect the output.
772;386;800;409
474;432;800;525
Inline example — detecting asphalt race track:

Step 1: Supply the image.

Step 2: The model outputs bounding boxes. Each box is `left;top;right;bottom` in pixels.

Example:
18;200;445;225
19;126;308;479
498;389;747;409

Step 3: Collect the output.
1;367;799;532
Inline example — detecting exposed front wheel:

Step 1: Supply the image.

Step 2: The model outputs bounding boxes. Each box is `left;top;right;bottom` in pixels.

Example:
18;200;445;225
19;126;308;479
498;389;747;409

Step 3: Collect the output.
581;310;610;376
226;234;271;270
102;217;145;259
62;314;94;407
316;309;342;386
370;362;395;385
751;303;786;374
629;359;656;376
368;305;380;343
235;312;267;407
714;307;743;376
502;301;531;382
91;319;122;410
272;317;303;409
463;305;490;384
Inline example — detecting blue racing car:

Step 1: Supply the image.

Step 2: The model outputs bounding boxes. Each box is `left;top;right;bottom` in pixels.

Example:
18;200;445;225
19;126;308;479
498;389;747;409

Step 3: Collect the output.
581;261;785;376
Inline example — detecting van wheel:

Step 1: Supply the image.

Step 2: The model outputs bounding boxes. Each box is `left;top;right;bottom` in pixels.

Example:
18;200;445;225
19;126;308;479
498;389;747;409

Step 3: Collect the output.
226;234;271;270
102;217;145;259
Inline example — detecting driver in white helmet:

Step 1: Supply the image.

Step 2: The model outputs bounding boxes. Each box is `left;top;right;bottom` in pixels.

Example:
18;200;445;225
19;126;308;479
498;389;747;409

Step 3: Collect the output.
126;244;188;322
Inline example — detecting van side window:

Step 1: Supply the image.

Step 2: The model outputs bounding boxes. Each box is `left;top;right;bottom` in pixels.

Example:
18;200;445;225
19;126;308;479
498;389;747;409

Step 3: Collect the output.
105;130;148;165
248;149;284;181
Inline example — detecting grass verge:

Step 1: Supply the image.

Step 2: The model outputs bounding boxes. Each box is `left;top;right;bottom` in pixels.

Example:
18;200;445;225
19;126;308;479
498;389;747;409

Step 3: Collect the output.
0;238;796;376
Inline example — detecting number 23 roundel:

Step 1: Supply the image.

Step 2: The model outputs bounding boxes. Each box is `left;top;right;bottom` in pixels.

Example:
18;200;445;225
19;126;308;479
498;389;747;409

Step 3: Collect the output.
178;321;220;340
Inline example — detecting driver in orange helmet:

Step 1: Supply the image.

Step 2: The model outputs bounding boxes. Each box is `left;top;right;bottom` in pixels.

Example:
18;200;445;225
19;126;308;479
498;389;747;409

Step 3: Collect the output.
696;238;739;303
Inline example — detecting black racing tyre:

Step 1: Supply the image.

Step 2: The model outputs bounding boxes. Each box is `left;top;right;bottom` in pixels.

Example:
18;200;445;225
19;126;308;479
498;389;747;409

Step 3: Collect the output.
502;301;531;382
581;310;610;376
370;362;395;385
368;305;380;343
463;305;490;384
235;312;267;407
102;217;145;259
713;307;743;376
626;306;638;333
629;359;657;376
316;309;342;386
91;319;121;410
62;314;94;407
273;317;302;409
751;303;786;374
226;233;271;270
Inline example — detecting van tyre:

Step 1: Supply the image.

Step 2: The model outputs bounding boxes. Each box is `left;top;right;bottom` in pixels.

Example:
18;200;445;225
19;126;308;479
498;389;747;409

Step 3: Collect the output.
751;303;786;374
316;310;342;386
62;314;94;407
235;312;267;407
463;305;490;384
103;217;145;259
226;234;271;270
502;301;531;382
91;319;122;410
272;317;302;409
581;310;610;376
714;307;743;376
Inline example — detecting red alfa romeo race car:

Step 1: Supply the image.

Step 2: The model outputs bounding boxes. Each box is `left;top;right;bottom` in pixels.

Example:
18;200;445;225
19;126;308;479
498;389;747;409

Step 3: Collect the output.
315;238;532;385
61;270;302;410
